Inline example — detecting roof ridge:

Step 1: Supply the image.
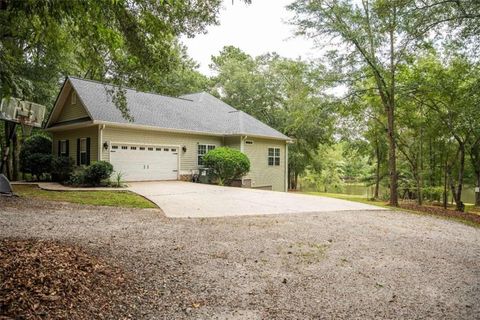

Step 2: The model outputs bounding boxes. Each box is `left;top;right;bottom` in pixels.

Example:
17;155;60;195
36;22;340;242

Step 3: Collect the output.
67;76;194;102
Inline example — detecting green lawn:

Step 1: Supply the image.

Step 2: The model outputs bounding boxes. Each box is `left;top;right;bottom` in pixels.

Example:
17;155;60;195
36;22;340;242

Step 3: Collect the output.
13;185;157;209
305;192;389;207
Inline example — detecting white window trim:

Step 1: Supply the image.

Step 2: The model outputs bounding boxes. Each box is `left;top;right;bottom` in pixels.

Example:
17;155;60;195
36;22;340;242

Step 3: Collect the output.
71;92;77;105
80;138;87;165
197;144;216;166
268;147;281;166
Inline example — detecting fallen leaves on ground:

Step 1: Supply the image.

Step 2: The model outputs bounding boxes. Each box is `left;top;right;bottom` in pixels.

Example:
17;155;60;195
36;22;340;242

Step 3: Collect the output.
400;203;480;225
0;239;131;319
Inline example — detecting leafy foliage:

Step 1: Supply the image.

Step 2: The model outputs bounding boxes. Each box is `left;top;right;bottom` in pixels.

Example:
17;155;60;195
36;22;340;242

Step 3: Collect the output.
19;135;53;180
84;161;114;186
203;147;250;186
210;46;336;188
51;156;75;183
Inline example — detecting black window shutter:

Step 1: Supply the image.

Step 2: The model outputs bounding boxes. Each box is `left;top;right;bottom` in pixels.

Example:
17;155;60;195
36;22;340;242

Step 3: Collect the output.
86;137;91;165
57;141;61;157
76;138;80;165
66;140;69;157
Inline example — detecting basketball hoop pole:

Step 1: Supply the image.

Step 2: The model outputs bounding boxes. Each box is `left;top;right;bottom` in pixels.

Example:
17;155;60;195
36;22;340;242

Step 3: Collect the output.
0;121;17;174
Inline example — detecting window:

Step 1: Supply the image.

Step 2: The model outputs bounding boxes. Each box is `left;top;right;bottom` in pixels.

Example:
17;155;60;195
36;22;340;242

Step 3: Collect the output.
121;146;128;150
71;92;76;105
163;148;169;151
171;148;176;152
112;145;119;150
148;147;153;151
60;140;67;157
130;146;137;150
156;148;162;151
245;140;254;145
198;144;215;166
139;147;145;150
268;147;280;166
80;138;87;165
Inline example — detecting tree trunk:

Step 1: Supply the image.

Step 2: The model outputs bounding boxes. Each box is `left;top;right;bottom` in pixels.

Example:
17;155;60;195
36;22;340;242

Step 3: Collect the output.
374;142;380;199
450;141;465;212
418;129;423;205
12;129;19;181
470;139;480;207
443;155;448;210
386;104;398;206
387;15;398;207
454;143;465;212
475;171;480;207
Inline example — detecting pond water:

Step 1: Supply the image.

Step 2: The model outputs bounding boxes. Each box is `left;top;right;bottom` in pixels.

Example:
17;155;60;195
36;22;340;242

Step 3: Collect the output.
300;182;477;204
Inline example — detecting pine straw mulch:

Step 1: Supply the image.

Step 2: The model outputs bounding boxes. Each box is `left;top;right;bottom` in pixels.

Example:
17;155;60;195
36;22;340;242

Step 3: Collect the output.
0;239;135;319
399;203;480;225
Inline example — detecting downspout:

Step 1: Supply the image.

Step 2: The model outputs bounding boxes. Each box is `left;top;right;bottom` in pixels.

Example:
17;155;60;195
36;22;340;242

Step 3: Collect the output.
241;136;247;186
98;124;105;161
285;141;288;192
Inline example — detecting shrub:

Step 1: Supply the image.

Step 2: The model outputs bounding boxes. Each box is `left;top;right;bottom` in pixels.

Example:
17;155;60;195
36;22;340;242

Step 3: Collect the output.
84;161;113;186
67;167;86;186
51;156;75;183
202;147;250;186
20;135;53;181
423;186;444;202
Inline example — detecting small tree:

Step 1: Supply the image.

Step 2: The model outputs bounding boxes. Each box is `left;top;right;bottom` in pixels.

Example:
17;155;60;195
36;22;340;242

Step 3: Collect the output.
84;161;113;186
19;135;53;181
203;147;250;186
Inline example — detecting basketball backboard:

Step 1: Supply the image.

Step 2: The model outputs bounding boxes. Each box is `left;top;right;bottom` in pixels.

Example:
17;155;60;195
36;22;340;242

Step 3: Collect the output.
0;97;46;128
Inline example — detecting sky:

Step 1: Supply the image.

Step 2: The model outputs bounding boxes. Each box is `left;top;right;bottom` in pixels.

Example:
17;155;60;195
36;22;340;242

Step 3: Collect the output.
181;0;318;76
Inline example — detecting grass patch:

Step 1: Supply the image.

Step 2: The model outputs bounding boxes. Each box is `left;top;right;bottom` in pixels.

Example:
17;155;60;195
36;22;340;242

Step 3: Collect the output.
12;185;157;209
306;192;389;207
305;191;479;227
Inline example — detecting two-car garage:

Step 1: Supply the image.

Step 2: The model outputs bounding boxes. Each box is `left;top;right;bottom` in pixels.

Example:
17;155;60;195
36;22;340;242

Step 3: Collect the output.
109;144;179;181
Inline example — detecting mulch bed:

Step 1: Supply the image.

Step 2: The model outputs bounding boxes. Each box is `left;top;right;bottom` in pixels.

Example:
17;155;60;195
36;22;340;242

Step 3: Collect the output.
0;239;133;319
400;203;480;225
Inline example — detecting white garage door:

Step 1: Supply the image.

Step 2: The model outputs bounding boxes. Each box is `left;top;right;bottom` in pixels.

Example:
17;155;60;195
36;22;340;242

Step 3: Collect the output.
110;144;178;181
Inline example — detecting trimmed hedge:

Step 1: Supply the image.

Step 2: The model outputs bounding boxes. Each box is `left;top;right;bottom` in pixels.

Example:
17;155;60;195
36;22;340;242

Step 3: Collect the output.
203;147;250;186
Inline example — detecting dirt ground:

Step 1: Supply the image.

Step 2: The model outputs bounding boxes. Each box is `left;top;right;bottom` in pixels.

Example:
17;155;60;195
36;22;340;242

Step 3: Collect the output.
1;197;479;319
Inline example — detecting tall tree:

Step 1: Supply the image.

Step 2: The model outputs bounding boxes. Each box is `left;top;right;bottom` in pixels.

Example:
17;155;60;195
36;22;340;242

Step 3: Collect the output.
403;54;480;211
211;46;335;189
288;0;479;206
0;0;230;178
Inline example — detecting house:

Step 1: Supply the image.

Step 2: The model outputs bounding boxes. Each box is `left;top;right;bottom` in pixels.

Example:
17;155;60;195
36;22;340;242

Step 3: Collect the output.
45;77;291;191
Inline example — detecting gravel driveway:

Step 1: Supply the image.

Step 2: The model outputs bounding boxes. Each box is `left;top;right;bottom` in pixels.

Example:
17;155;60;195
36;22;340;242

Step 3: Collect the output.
1;197;479;319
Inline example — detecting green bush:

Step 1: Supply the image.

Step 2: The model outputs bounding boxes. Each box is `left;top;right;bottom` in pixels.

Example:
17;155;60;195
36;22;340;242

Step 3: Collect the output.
203;147;250;186
84;161;113;186
67;167;86;186
51;156;75;183
20;135;53;181
423;186;444;202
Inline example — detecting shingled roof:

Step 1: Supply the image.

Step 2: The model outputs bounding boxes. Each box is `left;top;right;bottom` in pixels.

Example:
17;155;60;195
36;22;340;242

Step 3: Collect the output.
65;77;290;140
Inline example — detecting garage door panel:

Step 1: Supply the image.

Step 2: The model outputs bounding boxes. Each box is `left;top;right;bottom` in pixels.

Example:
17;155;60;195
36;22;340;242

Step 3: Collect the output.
110;144;178;181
